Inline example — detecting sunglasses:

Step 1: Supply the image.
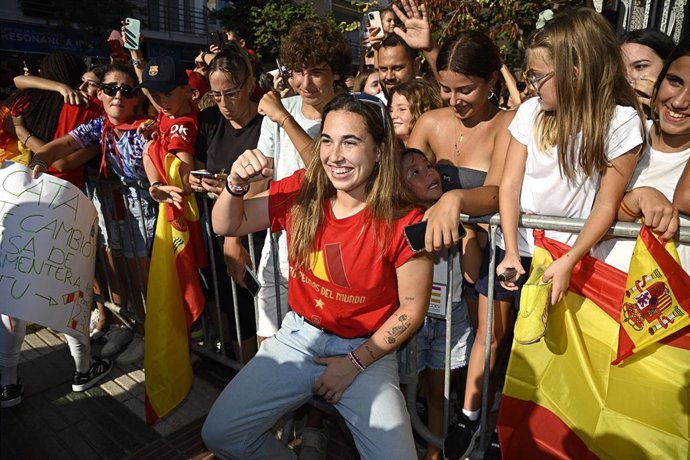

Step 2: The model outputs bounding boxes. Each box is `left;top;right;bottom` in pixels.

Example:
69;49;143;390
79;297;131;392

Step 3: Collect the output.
100;83;137;98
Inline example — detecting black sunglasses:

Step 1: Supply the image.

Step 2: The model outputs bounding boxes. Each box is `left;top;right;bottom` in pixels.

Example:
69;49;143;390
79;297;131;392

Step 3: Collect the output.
100;83;137;98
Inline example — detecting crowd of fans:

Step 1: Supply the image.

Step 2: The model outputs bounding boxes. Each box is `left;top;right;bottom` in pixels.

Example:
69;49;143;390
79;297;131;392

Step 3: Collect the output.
1;1;689;459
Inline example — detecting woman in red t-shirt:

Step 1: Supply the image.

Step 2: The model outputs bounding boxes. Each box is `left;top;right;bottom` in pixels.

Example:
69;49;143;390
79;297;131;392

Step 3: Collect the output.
203;93;432;459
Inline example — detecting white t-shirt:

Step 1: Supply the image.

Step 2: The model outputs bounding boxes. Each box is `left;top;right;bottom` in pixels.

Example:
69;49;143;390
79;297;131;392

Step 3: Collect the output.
592;121;690;271
499;97;643;257
256;95;322;283
256;95;322;181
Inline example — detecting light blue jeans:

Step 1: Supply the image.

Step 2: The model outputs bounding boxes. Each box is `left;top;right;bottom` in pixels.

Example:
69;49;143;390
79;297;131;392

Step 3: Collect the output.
202;311;417;460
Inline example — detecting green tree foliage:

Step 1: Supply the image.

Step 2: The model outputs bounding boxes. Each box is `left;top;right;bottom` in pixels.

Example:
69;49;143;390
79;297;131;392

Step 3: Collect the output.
211;0;320;59
409;0;581;70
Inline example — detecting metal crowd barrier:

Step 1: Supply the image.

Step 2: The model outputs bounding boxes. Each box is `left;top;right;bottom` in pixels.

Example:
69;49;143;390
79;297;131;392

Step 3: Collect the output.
88;173;690;456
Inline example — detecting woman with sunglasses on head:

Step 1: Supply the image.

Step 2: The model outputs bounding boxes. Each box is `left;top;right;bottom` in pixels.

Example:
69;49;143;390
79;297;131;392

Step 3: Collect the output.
202;93;432;459
191;46;266;363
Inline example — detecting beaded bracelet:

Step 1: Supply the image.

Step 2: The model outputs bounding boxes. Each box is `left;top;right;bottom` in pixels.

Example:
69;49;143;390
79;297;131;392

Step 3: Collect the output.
348;351;366;373
225;179;250;197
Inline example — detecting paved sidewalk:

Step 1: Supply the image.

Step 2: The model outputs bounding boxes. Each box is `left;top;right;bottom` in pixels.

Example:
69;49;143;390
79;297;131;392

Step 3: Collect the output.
0;326;362;460
0;326;221;460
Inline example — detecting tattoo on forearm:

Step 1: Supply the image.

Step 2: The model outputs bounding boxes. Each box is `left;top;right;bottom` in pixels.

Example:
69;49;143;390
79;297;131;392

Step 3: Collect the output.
385;314;410;344
364;344;376;360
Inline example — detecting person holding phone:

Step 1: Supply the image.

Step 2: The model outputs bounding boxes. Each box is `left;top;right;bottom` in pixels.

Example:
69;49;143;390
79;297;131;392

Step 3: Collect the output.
191;46;266;363
203;92;432;459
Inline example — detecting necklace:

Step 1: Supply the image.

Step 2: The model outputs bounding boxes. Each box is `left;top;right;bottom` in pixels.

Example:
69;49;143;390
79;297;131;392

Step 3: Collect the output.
453;120;467;157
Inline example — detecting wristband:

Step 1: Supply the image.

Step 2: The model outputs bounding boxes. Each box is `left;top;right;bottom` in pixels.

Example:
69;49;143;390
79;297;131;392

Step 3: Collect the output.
278;115;293;128
620;200;641;219
23;133;33;145
28;158;47;170
151;181;164;188
131;58;144;67
225;179;250;197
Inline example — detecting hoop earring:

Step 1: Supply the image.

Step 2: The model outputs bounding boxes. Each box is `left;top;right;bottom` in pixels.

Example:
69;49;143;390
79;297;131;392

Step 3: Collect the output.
488;88;496;100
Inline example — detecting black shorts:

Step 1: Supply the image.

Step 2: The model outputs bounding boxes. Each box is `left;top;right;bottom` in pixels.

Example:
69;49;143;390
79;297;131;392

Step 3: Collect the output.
475;245;532;307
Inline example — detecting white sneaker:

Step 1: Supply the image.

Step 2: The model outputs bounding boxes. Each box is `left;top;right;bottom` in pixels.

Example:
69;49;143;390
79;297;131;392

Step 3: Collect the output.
299;426;328;460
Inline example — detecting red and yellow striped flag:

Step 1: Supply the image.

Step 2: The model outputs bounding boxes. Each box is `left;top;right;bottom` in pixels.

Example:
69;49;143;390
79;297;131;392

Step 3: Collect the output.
499;230;690;459
144;153;206;424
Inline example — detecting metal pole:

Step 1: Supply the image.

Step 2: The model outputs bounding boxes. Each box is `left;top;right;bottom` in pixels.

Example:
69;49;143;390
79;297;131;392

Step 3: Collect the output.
443;245;457;438
478;224;498;452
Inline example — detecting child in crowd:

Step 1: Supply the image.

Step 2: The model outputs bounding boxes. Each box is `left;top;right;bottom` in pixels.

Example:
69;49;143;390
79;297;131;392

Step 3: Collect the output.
401;148;473;460
446;9;645;460
446;11;644;458
388;80;443;147
30;63;156;326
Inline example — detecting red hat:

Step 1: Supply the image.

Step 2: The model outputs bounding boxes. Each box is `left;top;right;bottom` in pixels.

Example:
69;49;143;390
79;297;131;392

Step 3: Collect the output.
186;70;209;96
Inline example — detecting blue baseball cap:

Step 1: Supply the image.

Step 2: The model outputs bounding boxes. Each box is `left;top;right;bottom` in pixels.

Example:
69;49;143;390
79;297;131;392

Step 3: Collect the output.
136;55;188;93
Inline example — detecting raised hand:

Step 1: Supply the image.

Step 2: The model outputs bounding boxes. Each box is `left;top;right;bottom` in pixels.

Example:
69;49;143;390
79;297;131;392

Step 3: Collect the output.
392;0;433;51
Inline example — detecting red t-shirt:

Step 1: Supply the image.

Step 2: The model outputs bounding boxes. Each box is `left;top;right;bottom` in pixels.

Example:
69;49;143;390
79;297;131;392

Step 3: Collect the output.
269;170;424;338
49;98;103;188
150;110;198;158
147;110;198;183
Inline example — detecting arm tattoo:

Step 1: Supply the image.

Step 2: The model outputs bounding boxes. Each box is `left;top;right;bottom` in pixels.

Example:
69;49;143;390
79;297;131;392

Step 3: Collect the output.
364;344;376;360
385;314;410;344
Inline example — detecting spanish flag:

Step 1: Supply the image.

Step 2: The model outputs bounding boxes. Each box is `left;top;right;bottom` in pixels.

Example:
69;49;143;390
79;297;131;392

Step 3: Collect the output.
144;153;206;424
499;230;690;459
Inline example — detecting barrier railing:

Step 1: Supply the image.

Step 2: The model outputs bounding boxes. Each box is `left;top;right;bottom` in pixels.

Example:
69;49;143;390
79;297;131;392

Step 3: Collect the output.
88;173;690;455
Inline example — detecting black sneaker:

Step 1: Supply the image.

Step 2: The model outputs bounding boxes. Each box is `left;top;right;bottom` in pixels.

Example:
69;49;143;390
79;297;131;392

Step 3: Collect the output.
444;413;480;460
1;378;24;408
482;427;501;460
72;357;113;392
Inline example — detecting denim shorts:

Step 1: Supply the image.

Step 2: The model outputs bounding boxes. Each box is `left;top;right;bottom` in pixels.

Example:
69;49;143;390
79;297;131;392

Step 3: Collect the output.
476;245;532;305
416;300;474;371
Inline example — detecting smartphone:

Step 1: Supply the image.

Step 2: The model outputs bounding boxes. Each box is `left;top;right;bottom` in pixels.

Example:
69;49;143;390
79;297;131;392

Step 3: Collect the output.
190;169;216;179
243;266;261;297
209;31;226;49
366;11;384;40
404;221;467;253
498;268;518;283
123;18;141;50
275;58;290;88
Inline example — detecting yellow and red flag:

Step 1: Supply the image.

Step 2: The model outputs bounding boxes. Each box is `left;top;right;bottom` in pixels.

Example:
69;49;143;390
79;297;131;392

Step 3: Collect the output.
499;230;690;459
144;153;206;424
614;225;690;364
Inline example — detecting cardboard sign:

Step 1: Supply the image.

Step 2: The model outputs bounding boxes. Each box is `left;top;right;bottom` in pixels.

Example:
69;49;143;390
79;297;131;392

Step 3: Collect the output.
0;163;98;339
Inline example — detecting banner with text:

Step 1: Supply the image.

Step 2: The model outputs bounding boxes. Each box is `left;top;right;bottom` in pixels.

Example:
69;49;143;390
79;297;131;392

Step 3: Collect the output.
0;163;98;339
